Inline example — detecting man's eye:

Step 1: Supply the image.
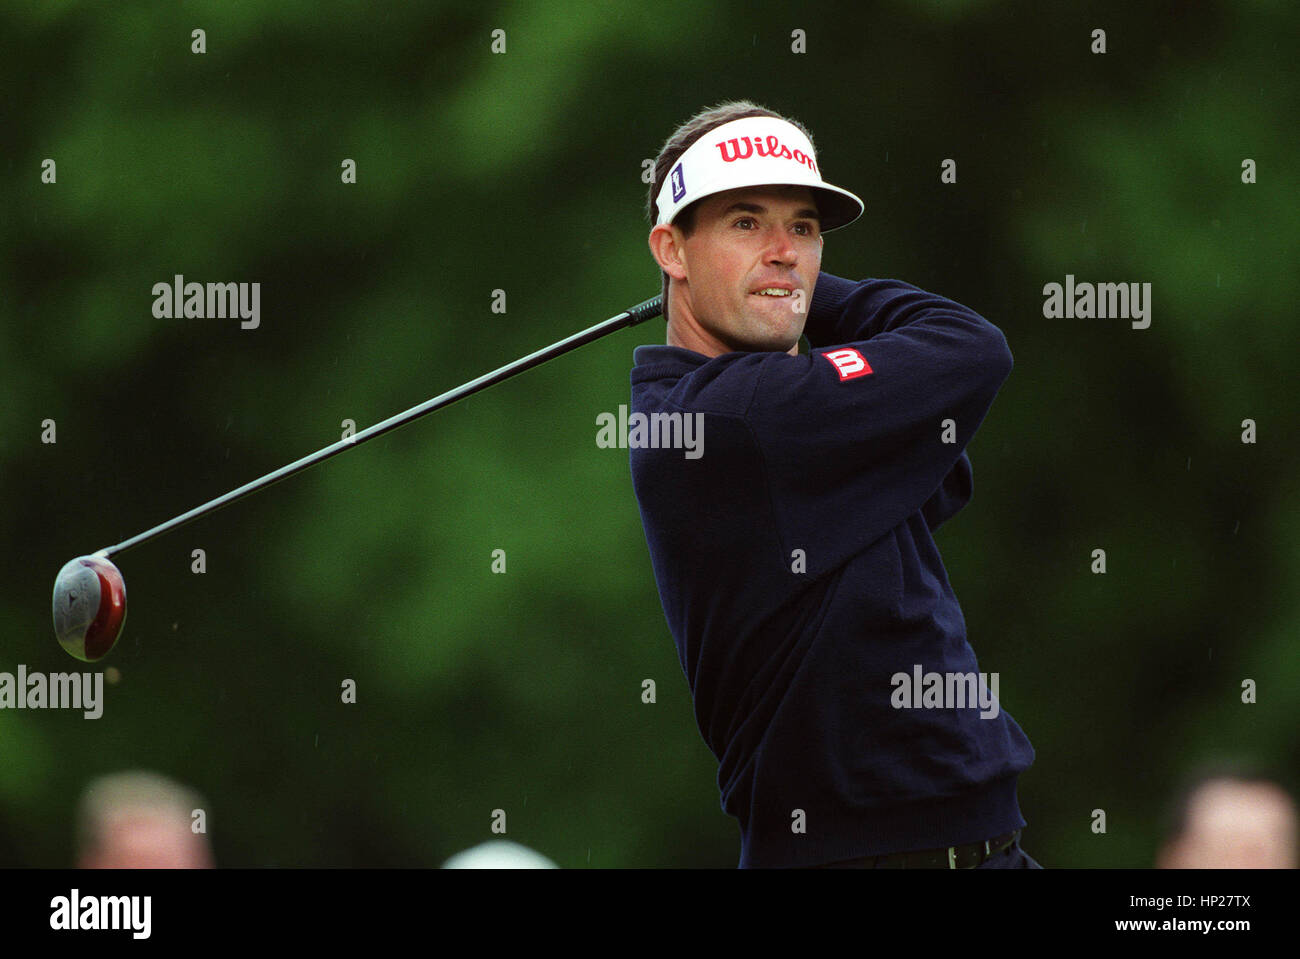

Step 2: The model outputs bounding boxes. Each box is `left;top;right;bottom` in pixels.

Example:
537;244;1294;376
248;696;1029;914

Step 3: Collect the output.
732;218;817;235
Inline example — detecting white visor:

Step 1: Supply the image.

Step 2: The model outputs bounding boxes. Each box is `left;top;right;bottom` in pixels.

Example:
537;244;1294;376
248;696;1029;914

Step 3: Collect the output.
655;115;864;233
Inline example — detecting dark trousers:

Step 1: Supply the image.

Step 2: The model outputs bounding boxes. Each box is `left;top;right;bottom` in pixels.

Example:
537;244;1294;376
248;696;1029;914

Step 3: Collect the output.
813;835;1044;868
975;836;1043;869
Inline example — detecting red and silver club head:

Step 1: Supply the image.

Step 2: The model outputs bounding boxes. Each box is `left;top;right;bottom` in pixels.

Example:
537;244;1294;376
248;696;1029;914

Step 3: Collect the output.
52;554;127;662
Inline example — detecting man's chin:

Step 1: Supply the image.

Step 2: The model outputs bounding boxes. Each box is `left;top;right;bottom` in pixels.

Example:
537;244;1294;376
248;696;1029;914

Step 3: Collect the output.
735;324;801;354
706;312;801;354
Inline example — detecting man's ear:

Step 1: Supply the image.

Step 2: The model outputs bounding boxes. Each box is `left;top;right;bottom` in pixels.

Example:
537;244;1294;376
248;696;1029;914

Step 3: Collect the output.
649;224;688;281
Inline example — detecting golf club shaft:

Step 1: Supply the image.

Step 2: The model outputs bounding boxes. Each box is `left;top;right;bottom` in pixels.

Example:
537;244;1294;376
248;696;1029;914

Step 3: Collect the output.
98;294;664;559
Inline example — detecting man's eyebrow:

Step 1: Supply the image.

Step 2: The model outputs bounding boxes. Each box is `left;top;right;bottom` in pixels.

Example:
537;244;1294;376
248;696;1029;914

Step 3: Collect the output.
721;201;821;222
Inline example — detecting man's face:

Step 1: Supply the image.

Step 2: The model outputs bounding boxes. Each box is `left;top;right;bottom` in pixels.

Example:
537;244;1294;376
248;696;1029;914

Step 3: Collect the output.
651;184;823;356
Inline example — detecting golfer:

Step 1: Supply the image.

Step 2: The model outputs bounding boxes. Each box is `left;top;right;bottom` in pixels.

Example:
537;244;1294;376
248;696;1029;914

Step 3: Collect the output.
630;100;1039;868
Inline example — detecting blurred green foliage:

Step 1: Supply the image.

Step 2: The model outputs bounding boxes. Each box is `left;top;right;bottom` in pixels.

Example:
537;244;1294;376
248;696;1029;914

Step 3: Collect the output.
1;0;1296;867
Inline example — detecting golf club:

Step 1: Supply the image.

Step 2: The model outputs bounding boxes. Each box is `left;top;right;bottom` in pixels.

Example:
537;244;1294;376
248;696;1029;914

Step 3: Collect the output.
52;293;664;661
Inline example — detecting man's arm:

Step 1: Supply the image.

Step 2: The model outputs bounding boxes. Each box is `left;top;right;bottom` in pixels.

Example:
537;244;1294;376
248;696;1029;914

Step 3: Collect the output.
742;272;1010;577
920;450;973;533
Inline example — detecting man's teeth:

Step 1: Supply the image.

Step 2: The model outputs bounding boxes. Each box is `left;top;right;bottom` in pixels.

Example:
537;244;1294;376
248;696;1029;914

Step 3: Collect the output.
756;289;791;296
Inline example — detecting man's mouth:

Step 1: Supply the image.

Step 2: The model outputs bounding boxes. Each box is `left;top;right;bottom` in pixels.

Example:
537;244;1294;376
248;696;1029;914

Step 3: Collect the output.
751;288;794;298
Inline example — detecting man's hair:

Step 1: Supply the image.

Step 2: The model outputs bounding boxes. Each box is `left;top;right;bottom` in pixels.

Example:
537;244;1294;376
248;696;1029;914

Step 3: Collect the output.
1159;758;1297;845
646;100;817;324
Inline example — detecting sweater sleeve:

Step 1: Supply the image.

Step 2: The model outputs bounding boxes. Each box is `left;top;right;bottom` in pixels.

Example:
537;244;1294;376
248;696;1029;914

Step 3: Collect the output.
920;450;973;533
745;272;1010;578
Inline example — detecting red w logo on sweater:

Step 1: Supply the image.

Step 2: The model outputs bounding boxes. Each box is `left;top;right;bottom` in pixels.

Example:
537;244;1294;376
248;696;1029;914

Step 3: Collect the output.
822;348;873;381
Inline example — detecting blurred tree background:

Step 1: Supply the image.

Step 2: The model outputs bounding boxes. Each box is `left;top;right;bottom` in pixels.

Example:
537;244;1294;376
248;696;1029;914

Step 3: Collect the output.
1;0;1296;868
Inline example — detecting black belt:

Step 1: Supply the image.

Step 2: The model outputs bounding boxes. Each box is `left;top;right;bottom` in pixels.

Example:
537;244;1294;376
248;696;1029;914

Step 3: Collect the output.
817;829;1021;869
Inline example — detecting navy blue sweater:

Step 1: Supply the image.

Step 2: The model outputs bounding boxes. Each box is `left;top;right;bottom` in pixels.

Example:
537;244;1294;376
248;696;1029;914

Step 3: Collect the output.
628;272;1035;868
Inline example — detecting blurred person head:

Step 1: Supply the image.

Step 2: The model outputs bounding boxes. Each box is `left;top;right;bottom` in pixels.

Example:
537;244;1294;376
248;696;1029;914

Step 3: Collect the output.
1156;760;1297;869
441;840;558;869
76;770;213;869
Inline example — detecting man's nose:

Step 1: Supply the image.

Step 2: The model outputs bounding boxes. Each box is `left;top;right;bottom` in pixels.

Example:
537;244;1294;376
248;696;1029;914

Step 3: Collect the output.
764;226;799;262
